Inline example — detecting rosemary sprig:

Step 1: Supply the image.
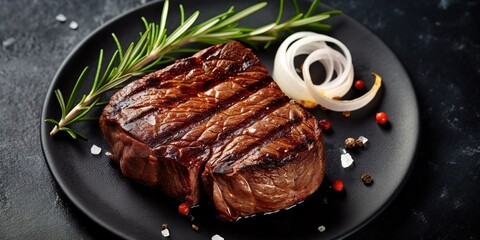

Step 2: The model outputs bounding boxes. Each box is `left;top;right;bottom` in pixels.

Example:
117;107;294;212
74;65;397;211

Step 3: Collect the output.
46;0;341;139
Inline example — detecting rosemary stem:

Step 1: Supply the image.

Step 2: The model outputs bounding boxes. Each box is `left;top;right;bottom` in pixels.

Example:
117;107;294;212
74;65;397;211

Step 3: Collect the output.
49;94;97;136
130;50;162;72
130;36;193;72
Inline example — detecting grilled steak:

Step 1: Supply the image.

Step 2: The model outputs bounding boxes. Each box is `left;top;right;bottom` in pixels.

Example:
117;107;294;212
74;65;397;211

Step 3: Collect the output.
99;41;326;221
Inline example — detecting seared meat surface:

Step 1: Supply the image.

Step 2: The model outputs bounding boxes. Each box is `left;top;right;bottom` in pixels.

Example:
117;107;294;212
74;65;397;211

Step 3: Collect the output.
100;42;326;221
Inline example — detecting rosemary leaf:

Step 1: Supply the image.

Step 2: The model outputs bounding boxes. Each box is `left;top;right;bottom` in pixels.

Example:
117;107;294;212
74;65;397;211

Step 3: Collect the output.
210;2;267;31
191;19;221;37
159;0;169;39
112;33;124;60
305;0;321;18
54;89;66;119
164;11;199;47
249;23;277;36
90;49;104;95
179;4;185;25
276;0;285;24
99;51;119;87
44;119;59;125
247;35;278;42
288;14;331;28
78;117;99;122
66;66;89;112
292;0;301;15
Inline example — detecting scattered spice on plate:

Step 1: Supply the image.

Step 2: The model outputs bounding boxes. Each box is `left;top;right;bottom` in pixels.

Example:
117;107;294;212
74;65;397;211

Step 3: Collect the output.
345;136;368;149
361;173;374;186
161;228;170;237
355;138;364;147
339;148;354;168
354;79;365;90
332;180;344;192
357;136;368;145
319;119;331;131
344;137;356;149
69;21;79;30
178;203;190;216
90;145;102;155
375;111;388;124
161;223;170;237
211;234;224;240
191;223;200;231
342;111;351;118
161;223;168;230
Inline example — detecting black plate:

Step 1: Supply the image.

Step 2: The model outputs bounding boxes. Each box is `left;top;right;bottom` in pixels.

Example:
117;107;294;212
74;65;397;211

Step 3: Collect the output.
41;1;419;239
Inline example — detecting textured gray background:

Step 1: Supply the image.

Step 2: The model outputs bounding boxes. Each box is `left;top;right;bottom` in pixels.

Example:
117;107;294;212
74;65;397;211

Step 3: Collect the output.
1;0;479;239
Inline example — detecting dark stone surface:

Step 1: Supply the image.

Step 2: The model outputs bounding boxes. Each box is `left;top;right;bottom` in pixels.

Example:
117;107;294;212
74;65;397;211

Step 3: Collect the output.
1;0;478;239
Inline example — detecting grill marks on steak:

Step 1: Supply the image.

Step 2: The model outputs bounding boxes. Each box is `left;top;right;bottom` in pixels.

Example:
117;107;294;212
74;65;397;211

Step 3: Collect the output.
100;42;325;221
202;101;324;220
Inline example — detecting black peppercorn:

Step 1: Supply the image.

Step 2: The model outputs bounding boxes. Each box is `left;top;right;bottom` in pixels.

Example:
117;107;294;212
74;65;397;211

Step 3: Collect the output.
191;223;200;231
355;138;364;147
361;174;373;186
345;137;356;148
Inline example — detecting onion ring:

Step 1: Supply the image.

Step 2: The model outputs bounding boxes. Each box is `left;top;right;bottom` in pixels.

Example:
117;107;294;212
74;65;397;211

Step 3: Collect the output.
272;31;382;111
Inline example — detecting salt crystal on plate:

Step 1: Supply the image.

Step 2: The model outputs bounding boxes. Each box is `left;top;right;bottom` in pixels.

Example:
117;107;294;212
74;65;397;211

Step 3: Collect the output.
341;152;354;168
318;225;326;232
161;228;170;237
105;151;112;157
90;145;102;155
358;136;368;144
211;234;224;240
69;21;79;30
56;13;67;23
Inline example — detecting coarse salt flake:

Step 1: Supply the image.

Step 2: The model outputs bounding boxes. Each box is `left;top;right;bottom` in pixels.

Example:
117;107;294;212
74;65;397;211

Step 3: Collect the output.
211;234;224;240
318;225;326;232
105;151;112;157
341;152;354;168
56;13;67;22
161;228;170;237
358;136;368;144
90;145;102;155
69;21;78;30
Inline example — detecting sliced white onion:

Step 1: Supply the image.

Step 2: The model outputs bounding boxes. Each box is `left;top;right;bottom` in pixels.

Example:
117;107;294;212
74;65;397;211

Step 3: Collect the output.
273;32;316;106
272;31;382;111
